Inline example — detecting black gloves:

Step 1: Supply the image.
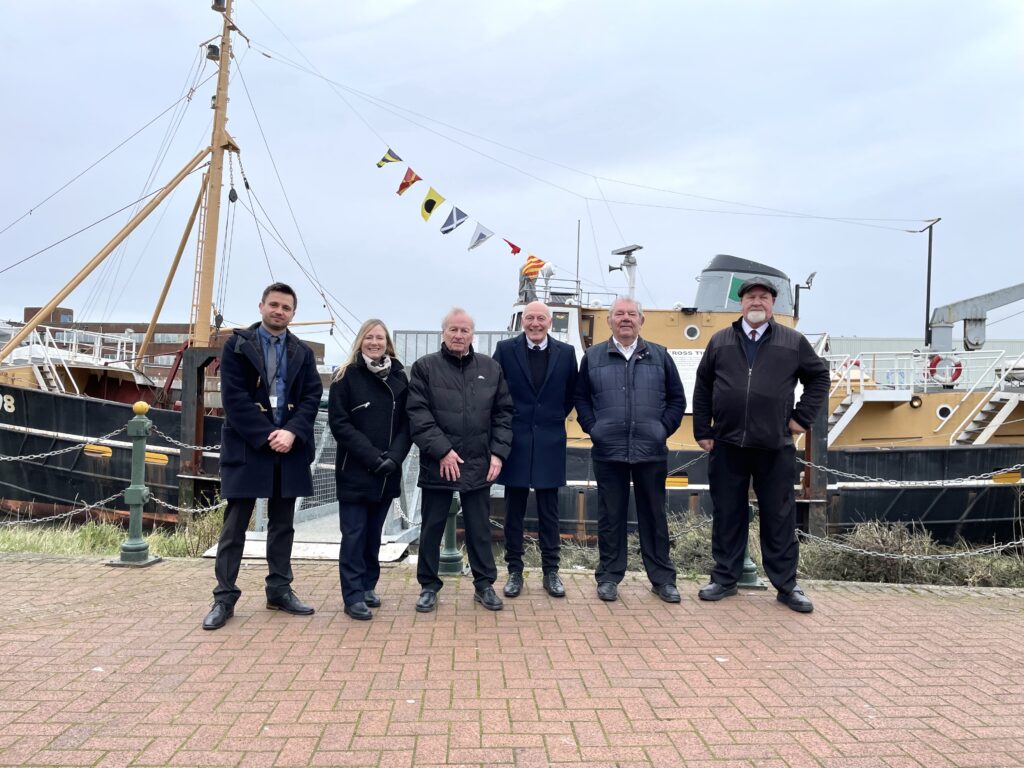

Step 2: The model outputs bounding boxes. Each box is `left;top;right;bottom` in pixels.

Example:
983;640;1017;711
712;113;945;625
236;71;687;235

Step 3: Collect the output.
374;456;398;475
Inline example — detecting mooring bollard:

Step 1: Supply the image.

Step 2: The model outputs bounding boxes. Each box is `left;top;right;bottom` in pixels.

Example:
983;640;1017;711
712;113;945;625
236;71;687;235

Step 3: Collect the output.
438;494;464;576
738;503;766;589
108;401;162;568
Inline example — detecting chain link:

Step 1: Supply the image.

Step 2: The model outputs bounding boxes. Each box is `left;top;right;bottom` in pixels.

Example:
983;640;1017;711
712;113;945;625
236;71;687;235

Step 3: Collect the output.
149;426;221;451
0;491;125;527
798;457;1024;486
797;528;1024;561
0;427;128;463
669;452;708;475
150;496;225;514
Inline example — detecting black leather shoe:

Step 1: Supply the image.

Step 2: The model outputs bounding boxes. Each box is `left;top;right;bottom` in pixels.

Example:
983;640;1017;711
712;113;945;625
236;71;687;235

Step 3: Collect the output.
364;590;381;608
698;582;738;601
474;586;504;611
415;590;437;613
202;602;233;631
503;571;524;598
543;571;565;598
344;601;373;620
266;591;315;615
777;586;814;613
596;581;618;602
651;583;681;603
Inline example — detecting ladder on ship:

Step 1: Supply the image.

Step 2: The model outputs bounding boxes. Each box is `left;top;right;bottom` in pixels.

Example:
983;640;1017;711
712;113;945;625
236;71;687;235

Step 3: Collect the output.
954;391;1023;445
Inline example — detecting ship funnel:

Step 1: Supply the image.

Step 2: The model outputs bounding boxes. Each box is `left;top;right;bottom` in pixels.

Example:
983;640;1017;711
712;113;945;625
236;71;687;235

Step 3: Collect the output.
693;254;794;315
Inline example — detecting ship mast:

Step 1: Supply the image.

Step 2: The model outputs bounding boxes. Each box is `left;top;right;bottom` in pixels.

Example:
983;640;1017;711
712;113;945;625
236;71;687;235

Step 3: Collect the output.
191;0;238;345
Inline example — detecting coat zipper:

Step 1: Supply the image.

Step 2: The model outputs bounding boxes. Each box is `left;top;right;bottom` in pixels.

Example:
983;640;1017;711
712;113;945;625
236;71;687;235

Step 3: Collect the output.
352;401;370;411
379;376;396;500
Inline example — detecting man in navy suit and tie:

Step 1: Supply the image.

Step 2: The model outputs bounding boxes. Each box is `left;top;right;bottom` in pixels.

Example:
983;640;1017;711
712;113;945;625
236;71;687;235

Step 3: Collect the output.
492;301;579;598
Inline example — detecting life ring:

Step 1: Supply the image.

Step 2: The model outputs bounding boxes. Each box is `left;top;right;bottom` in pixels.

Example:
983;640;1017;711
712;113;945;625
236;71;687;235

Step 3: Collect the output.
928;354;963;384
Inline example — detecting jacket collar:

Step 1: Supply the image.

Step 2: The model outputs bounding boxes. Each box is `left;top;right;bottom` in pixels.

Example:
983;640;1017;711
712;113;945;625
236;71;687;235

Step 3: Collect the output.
441;342;474;364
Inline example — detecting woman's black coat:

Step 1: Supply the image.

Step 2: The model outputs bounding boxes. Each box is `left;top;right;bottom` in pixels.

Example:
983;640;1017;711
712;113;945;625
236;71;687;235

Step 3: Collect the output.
327;357;412;503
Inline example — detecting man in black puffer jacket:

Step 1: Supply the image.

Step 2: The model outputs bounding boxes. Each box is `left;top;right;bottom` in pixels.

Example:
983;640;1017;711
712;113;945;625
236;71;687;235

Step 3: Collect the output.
575;297;686;604
693;277;830;613
407;308;514;613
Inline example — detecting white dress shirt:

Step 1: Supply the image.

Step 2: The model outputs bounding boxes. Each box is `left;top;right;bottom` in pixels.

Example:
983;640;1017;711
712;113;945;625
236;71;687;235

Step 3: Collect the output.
612;337;638;360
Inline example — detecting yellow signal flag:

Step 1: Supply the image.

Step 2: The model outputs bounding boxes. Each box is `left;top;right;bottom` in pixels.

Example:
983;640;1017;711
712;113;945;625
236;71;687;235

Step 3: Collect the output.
421;187;445;221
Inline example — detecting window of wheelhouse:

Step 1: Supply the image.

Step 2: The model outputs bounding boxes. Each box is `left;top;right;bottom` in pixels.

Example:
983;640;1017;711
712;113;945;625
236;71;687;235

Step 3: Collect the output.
509;312;523;332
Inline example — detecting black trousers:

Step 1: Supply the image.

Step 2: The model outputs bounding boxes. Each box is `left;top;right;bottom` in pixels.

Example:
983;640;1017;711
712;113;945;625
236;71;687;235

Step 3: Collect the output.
213;464;295;606
708;442;799;593
417;487;496;592
503;486;561;574
338;498;390;606
591;459;675;587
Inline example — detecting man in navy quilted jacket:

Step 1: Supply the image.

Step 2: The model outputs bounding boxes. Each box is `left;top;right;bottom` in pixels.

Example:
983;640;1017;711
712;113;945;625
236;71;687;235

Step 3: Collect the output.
574;297;686;604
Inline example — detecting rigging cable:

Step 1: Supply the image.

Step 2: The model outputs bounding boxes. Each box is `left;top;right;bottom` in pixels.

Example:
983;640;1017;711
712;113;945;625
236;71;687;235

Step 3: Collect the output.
0;165;209;277
236;156;275;281
84;49;209;321
0;71;217;239
251;41;927;232
232;57;352;326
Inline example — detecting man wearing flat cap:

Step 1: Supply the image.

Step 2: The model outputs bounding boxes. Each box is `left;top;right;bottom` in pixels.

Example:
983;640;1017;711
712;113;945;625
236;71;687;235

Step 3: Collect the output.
692;276;830;612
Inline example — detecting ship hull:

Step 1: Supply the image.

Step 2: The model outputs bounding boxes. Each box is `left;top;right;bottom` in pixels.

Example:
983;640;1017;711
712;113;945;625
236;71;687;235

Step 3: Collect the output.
0;384;221;524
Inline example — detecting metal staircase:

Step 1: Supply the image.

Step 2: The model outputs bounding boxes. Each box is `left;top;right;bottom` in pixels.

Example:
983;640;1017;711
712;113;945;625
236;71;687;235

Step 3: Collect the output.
954;392;1022;445
828;389;913;447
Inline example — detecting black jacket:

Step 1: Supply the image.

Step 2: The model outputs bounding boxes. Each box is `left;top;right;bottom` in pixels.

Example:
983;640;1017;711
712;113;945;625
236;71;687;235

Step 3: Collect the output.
218;324;322;499
327;357;412;503
574;337;685;463
407;344;514;491
692;319;830;450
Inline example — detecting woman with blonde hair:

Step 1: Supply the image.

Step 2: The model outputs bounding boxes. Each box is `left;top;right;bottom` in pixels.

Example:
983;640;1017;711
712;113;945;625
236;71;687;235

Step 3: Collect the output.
327;319;411;620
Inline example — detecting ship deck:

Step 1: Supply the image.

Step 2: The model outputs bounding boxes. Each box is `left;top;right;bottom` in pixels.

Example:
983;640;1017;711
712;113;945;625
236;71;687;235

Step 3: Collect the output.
1;552;1022;767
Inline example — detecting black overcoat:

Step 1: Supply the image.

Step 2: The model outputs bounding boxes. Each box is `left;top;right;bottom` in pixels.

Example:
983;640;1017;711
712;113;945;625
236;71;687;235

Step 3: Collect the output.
218;324;323;499
492;334;578;489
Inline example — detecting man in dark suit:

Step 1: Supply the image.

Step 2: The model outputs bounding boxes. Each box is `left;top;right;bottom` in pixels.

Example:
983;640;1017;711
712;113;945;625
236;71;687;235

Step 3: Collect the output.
202;282;323;631
492;301;578;598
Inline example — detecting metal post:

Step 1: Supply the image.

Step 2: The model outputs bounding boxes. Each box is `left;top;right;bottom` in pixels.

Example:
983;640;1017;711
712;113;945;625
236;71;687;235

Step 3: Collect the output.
108;402;162;568
920;217;941;347
738;504;766;589
438;494;464;576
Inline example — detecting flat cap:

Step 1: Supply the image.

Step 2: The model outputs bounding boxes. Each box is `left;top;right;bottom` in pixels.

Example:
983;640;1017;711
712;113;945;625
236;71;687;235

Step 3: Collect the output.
737;277;778;298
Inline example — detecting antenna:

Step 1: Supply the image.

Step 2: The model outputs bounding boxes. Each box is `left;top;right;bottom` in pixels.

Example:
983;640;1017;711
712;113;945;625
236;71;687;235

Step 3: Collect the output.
608;244;643;299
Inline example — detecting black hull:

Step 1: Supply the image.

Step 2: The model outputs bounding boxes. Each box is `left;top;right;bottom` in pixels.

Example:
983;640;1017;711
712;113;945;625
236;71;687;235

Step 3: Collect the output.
515;445;1024;546
0;385;221;523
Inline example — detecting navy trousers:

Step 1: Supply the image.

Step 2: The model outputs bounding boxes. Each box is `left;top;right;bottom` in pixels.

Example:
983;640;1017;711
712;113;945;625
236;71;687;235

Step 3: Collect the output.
708;442;799;593
417;487;496;592
591;459;675;587
213;464;295;606
338;498;391;606
503;486;561;574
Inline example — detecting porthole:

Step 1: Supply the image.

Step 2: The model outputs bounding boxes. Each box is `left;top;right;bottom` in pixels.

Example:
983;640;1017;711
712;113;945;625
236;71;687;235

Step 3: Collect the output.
936;404;953;420
684;324;700;341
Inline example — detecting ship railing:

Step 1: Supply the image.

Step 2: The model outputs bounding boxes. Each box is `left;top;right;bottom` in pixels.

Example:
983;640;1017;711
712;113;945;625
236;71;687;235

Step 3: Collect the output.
39;327;81;395
826;349;1012;399
945;348;1024;442
32;325;139;368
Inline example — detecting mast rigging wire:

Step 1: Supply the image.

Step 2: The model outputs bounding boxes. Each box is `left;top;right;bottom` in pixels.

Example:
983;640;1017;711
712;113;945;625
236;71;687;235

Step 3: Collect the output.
0;71;217;239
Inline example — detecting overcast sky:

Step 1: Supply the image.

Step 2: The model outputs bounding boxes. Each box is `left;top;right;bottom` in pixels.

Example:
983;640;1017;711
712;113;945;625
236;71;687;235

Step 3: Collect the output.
1;0;1021;363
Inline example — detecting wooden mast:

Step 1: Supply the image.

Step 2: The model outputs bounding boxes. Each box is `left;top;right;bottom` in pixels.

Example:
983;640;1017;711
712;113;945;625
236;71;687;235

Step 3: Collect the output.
190;0;237;346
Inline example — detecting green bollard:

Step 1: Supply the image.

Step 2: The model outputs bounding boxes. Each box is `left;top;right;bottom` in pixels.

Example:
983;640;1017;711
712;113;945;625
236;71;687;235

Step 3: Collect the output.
108;402;162;568
737;503;766;589
437;494;464;576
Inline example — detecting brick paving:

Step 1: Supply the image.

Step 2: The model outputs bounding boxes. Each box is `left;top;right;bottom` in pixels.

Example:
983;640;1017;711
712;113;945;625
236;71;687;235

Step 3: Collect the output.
1;552;1023;767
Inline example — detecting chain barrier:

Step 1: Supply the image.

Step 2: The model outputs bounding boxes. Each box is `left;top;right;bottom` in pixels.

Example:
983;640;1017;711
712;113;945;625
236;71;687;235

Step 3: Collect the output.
149;426;221;451
798;457;1024;486
150;496;226;515
0;427;127;463
797;529;1024;561
0;491;125;527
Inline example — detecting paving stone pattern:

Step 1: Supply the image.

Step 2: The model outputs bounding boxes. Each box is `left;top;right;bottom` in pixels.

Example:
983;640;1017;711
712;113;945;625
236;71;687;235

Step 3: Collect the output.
1;553;1023;767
